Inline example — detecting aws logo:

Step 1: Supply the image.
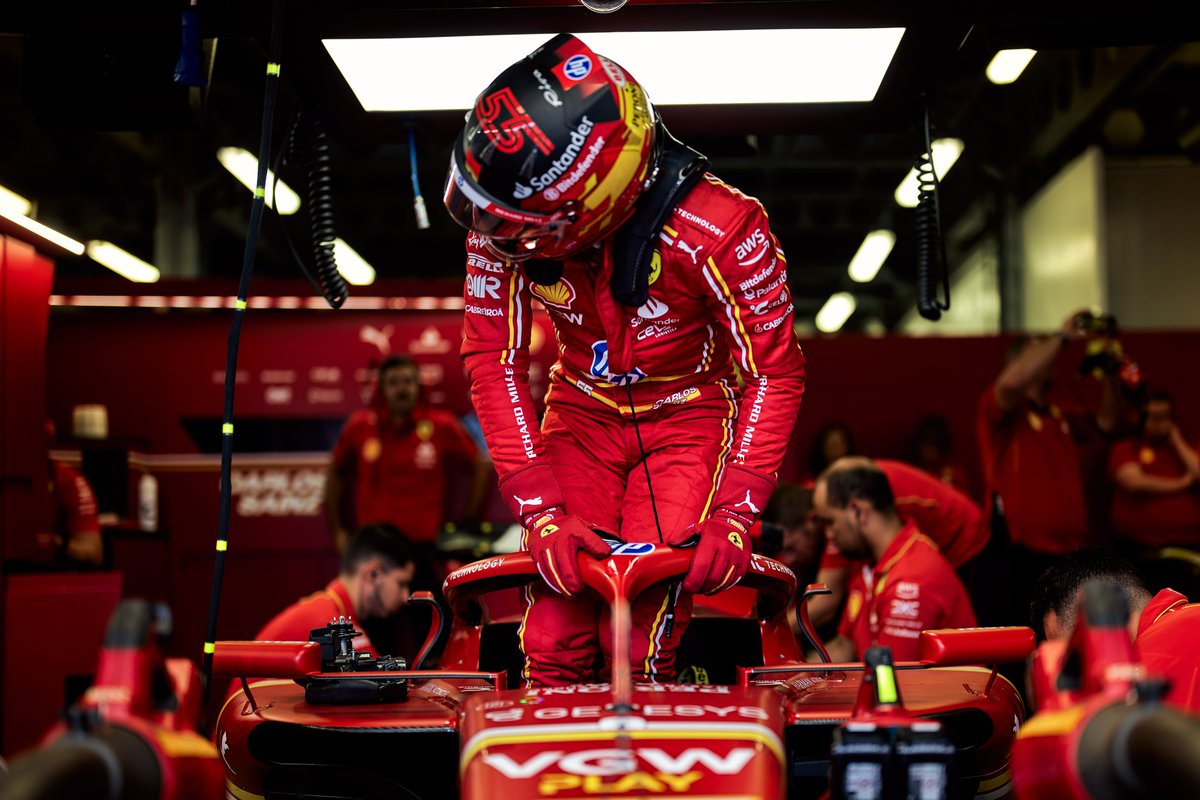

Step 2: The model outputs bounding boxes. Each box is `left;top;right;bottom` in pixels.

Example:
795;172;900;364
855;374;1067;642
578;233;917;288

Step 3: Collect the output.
735;229;769;265
532;278;577;310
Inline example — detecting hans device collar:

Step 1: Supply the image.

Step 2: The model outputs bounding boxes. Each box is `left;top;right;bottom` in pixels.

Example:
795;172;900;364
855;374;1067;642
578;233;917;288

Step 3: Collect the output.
610;127;708;307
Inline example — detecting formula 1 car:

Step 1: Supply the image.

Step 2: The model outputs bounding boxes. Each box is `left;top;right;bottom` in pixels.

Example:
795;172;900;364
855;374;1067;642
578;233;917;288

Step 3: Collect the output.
212;545;1034;800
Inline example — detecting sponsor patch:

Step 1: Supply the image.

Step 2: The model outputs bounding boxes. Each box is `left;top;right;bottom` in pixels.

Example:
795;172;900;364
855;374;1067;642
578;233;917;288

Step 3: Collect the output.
532;278;577;310
563;54;592;81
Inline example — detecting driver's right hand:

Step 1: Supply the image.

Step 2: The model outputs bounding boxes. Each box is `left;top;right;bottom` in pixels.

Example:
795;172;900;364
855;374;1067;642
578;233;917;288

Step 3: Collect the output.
526;513;611;596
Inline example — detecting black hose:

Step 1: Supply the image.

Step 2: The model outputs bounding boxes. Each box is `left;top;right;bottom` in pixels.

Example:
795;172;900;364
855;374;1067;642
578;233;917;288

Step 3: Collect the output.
0;744;115;800
914;103;950;322
201;0;285;709
1079;703;1200;799
0;726;161;800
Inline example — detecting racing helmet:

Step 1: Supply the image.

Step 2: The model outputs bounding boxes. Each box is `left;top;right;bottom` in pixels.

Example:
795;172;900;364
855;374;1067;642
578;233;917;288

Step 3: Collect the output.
444;33;658;261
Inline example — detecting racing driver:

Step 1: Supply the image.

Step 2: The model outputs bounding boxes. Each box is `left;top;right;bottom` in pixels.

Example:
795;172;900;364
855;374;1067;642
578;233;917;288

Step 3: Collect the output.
444;34;807;686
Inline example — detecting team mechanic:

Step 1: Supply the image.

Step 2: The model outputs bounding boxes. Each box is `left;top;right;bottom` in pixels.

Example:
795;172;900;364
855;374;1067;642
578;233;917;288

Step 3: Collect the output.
443;34;807;686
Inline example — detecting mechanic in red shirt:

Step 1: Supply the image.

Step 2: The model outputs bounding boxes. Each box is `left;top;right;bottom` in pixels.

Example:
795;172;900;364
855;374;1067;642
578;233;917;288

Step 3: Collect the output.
1032;548;1200;710
1108;390;1200;550
977;310;1121;626
444;35;806;685
256;524;416;657
325;354;493;555
814;460;976;663
50;459;103;566
806;457;987;630
44;419;103;566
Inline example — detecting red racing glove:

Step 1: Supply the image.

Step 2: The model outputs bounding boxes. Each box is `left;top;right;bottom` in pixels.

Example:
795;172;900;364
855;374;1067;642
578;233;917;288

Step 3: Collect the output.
526;512;612;596
499;461;610;596
670;465;775;595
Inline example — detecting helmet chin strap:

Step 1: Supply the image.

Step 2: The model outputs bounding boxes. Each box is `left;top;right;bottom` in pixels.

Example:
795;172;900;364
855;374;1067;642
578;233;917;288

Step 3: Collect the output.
523;258;565;286
609;122;708;307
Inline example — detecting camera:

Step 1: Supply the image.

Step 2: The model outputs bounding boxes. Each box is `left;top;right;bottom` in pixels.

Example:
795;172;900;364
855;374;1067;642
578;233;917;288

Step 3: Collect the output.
1076;311;1118;336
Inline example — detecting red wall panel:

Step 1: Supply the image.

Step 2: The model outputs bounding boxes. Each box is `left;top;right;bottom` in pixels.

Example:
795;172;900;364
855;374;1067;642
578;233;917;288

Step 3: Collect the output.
1;236;54;562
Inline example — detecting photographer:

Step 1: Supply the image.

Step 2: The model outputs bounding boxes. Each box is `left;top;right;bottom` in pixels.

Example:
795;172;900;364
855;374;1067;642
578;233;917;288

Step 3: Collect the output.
977;309;1124;626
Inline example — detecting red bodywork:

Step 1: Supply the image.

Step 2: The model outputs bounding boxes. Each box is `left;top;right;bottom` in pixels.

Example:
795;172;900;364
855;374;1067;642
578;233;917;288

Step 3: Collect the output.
214;548;1032;799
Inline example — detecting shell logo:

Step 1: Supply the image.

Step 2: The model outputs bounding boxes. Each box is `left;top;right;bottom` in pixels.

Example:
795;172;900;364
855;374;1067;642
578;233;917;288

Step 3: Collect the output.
532;277;577;310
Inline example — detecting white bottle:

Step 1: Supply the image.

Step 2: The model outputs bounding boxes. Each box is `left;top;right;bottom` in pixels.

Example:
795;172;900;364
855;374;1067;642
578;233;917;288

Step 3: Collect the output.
138;473;159;532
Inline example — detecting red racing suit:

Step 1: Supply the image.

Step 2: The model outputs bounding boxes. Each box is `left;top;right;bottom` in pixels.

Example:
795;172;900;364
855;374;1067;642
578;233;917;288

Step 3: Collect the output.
461;174;807;685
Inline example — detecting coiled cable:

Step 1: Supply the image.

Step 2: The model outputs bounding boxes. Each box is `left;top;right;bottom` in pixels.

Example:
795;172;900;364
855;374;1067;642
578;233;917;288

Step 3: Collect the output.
286;112;347;308
915;103;950;321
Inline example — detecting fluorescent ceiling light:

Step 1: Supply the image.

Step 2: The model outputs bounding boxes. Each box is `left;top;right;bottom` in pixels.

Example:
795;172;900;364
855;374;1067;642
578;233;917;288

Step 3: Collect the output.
334;238;376;285
0;185;33;217
0;207;85;254
85;241;161;282
815;292;856;333
986;49;1037;85
216;147;301;215
848;229;896;283
894;138;965;208
324;29;905;111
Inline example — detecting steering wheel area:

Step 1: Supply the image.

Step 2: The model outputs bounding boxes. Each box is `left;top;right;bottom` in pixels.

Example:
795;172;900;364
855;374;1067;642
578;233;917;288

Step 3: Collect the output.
442;545;797;626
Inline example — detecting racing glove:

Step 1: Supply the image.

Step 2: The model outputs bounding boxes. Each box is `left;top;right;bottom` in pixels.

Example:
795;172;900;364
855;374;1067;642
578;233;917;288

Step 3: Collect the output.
670;464;775;595
499;462;610;597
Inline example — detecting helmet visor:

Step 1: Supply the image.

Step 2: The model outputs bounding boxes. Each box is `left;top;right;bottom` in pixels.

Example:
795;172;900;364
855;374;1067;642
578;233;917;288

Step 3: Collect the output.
444;158;573;260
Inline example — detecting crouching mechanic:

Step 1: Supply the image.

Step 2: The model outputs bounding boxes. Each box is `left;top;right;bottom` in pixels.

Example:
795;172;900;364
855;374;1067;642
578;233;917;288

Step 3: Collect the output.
813;461;976;663
256;524;415;657
444;34;806;686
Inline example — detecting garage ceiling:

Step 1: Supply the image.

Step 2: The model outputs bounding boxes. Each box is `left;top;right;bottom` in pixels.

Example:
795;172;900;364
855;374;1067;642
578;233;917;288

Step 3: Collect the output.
1;1;1198;331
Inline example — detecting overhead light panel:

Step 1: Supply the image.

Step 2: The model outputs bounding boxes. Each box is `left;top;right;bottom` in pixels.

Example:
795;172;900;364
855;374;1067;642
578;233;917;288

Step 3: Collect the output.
85;241;161;282
334;238;376;285
986;49;1037;85
0;185;34;217
848;230;896;283
894;138;965;208
0;207;84;255
815;292;857;333
217;147;301;215
324;29;905;111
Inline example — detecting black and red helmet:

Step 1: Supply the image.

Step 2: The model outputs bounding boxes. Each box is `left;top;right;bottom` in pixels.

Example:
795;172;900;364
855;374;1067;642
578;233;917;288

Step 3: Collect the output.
444;34;658;261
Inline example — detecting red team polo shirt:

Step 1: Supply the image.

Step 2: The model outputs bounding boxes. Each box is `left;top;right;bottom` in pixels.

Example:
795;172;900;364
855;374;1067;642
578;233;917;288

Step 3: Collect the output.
977;386;1089;554
838;522;977;661
1136;588;1200;710
332;407;479;543
1109;437;1200;548
821;459;988;571
51;460;100;542
255;577;378;656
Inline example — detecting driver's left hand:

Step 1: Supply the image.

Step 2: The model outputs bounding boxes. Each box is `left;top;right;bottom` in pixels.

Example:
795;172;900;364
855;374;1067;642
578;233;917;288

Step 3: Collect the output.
670;513;751;594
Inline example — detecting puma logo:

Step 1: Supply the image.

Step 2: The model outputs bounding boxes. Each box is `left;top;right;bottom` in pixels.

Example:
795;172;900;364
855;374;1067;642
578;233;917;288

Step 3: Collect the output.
514;495;542;517
359;324;394;356
676;239;704;264
733;490;760;515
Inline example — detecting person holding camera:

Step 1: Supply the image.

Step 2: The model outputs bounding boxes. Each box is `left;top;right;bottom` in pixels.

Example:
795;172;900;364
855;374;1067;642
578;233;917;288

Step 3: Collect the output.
977;309;1124;625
